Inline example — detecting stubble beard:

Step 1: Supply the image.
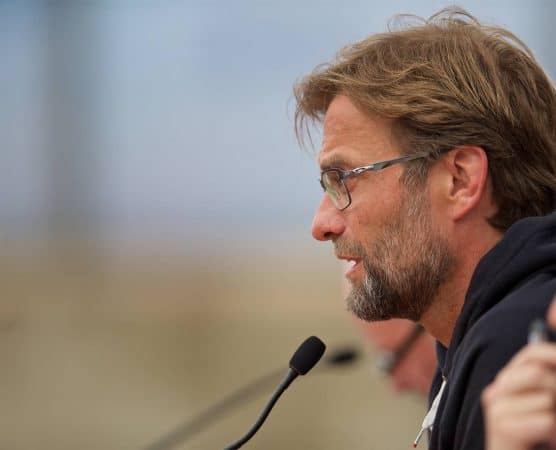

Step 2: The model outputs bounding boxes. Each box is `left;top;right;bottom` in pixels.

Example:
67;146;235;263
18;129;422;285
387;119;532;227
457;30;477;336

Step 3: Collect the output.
341;192;456;322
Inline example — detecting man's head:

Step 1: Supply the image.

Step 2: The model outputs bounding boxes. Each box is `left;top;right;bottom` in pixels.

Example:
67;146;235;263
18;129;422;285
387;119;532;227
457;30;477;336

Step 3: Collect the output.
295;7;556;229
295;8;556;325
357;318;437;396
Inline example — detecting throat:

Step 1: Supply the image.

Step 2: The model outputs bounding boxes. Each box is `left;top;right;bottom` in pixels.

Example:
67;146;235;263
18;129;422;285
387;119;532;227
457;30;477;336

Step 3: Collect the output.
419;282;466;347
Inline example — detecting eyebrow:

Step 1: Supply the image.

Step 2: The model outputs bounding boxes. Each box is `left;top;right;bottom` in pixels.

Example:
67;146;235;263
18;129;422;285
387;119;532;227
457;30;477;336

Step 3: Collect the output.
319;156;353;171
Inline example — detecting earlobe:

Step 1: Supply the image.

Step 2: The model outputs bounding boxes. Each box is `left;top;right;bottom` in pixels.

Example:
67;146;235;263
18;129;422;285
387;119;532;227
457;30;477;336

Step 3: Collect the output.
445;146;489;221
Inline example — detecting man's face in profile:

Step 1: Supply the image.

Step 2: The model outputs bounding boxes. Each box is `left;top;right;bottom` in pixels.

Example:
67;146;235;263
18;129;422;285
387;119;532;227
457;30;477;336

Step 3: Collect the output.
313;95;455;322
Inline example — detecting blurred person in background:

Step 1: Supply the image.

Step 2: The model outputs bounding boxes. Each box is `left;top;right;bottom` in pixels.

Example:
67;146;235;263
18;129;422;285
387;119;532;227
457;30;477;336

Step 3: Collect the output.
294;6;556;450
356;318;436;397
347;274;437;398
482;297;556;450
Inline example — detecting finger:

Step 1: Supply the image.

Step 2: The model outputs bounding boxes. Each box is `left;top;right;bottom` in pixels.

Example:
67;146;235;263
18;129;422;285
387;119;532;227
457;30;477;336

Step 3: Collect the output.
497;343;556;373
548;295;556;331
490;362;556;396
485;411;556;449
486;391;556;419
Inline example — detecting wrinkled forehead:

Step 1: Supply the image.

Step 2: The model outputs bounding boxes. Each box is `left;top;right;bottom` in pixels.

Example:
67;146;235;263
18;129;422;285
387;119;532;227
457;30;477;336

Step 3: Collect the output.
318;108;398;168
321;108;377;146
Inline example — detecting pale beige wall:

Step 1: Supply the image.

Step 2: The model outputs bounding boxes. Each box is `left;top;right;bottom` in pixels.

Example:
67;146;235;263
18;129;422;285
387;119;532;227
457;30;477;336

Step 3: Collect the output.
0;237;426;450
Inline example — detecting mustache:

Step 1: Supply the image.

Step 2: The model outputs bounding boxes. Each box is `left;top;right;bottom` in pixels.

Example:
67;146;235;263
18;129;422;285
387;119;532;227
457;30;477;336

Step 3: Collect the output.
334;239;366;259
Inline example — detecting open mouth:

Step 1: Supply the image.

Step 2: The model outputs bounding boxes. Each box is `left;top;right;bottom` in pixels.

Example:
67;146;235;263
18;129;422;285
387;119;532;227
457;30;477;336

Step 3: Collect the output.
342;258;362;279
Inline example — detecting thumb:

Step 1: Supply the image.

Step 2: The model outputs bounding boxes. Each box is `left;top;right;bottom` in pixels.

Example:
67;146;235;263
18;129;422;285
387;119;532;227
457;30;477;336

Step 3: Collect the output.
547;295;556;331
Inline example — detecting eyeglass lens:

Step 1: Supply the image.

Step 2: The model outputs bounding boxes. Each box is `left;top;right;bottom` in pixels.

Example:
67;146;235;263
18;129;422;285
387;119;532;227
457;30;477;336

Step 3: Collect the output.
321;171;349;209
376;325;425;375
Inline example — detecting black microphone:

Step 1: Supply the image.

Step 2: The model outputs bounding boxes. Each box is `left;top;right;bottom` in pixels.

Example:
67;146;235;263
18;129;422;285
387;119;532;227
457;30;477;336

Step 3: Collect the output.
142;342;358;450
222;336;326;450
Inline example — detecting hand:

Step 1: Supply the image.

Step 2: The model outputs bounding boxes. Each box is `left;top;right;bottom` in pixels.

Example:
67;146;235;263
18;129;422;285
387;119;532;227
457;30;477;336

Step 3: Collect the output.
482;342;556;450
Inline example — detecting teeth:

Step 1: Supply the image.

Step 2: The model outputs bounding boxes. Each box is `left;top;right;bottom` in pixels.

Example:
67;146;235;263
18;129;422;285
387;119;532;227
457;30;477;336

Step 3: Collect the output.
341;259;358;270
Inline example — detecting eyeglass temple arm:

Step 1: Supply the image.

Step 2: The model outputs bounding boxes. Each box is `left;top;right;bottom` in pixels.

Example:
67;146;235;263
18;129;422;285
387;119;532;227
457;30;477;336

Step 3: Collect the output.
350;152;431;175
374;152;431;170
377;324;425;375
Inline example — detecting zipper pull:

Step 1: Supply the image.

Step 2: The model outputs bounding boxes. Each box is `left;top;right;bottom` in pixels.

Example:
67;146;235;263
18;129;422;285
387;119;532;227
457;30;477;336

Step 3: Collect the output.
413;378;446;447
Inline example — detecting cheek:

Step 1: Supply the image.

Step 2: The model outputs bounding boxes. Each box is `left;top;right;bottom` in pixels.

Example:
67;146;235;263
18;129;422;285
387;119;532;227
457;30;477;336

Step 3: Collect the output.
343;204;395;247
348;175;405;223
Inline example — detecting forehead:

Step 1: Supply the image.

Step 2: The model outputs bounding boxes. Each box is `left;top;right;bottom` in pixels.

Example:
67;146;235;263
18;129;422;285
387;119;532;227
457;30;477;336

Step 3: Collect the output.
318;95;398;168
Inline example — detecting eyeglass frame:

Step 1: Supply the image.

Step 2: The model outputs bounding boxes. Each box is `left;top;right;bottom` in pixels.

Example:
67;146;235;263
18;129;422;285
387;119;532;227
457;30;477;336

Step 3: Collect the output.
375;324;425;376
319;152;431;210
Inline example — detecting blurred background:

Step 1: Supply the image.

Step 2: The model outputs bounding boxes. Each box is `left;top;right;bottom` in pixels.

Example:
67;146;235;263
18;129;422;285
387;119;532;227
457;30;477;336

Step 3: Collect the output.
2;1;555;449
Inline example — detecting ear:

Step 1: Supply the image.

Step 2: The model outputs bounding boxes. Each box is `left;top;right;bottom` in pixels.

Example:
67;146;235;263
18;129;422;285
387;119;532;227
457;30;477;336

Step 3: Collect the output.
436;146;489;221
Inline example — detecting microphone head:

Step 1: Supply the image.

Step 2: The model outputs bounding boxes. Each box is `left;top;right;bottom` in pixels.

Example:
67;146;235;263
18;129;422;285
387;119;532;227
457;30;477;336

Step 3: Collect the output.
289;336;326;375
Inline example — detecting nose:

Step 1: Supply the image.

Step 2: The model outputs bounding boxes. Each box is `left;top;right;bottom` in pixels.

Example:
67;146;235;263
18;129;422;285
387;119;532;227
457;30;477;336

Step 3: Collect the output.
311;195;346;241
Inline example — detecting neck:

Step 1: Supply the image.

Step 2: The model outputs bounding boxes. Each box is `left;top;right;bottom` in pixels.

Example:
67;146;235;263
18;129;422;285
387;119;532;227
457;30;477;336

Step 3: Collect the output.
419;267;471;347
420;223;503;347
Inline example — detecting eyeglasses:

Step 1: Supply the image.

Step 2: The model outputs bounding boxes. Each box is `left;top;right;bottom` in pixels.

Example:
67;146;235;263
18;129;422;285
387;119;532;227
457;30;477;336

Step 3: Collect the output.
319;152;430;210
375;324;425;376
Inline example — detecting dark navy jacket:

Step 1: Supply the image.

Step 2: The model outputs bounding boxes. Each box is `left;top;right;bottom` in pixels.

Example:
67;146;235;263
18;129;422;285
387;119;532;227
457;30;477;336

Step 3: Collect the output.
428;211;556;450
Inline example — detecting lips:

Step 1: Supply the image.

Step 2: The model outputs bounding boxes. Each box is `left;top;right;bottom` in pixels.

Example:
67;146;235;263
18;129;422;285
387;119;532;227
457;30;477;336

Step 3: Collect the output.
338;257;363;279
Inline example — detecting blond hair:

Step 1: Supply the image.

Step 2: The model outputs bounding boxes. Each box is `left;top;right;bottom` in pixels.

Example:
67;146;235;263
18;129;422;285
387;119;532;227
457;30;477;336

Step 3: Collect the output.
294;7;556;230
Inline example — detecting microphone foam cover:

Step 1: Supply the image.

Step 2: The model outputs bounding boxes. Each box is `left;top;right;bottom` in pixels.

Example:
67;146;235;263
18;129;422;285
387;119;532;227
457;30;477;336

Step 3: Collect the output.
289;336;326;375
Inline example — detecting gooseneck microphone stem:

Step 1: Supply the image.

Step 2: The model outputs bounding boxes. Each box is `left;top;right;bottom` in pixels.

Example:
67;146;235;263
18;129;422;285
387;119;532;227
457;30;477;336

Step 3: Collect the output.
221;336;326;449
223;369;298;450
143;368;285;450
143;337;334;450
142;347;357;450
